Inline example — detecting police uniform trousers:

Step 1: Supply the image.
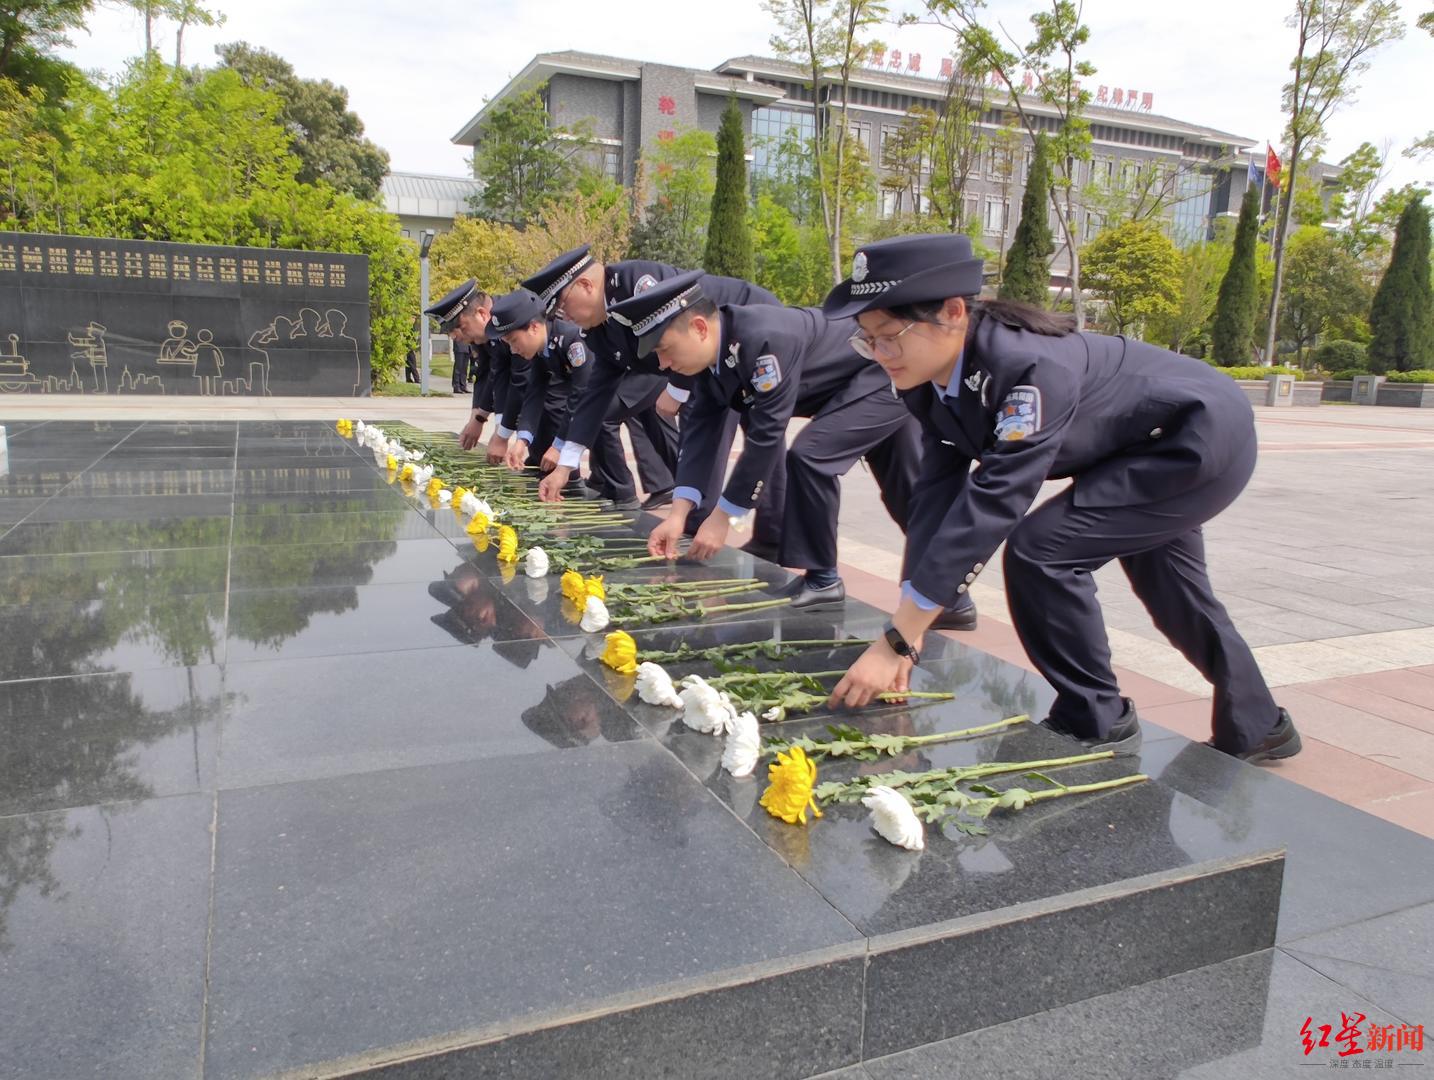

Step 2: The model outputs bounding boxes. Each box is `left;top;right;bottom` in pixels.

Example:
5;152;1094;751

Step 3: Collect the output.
1002;430;1277;754
685;407;786;547
588;372;678;500
778;388;921;571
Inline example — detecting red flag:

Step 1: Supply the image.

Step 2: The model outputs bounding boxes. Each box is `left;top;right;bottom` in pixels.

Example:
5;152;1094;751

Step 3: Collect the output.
1266;144;1282;187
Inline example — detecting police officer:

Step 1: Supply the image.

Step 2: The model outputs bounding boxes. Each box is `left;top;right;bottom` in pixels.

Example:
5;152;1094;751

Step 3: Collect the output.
423;279;520;463
614;270;937;612
822;234;1301;764
525;246;784;551
486;287;594;476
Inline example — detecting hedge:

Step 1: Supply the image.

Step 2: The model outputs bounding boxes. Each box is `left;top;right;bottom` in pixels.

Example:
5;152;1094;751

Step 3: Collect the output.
1384;369;1434;383
1213;365;1309;381
1313;339;1366;372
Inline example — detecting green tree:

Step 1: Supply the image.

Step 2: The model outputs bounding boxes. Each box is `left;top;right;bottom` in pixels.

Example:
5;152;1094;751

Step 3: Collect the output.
1000;132;1054;305
703;96;753;279
215;42;388;201
1145;238;1232;356
119;0;221;59
0;57;416;385
766;0;888;283
1211;185;1262;364
1279;225;1371;364
926;42;987;234
751;192;830;304
0;0;91;80
879;105;936;217
1082;220;1179;336
1263;0;1404;365
630;129;716;268
927;0;1097;325
470;82;593;226
1368;195;1434;372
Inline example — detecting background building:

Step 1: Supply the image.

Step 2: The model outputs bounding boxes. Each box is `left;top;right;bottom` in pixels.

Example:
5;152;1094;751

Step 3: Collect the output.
381;172;482;240
452;50;1336;288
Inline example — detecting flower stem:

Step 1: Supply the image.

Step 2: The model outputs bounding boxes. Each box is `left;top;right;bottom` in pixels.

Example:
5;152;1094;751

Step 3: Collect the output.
700;597;793;617
1026;774;1148;801
874;691;956;702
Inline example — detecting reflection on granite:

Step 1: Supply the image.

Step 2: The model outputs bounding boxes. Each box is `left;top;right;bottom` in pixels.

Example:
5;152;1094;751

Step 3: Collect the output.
0;547;230;608
224;578;545;661
0;794;212;1080
230;508;442;546
229;538;465;591
0;514;233;555
205;741;861;1079
1136;738;1434;941
220;643;645;788
0;591;227;679
0;666;226;816
863;949;1405;1079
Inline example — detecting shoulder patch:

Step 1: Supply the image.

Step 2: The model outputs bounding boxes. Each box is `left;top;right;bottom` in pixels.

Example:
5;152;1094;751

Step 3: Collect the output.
994;385;1041;442
568;340;587;367
751;354;782;393
633;273;659;295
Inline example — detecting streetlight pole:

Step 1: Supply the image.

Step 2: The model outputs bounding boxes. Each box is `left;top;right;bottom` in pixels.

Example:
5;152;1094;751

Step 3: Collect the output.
419;228;435;396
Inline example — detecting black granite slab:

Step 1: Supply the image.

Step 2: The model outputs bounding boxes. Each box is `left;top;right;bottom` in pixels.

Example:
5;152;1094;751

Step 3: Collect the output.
203;741;863;1079
228;537;465;591
223;579;546;661
0;591;227;679
0;665;226;816
0;546;230;608
1280;902;1434;1024
17;492;234;523
1133;737;1434;941
862;948;1412;1078
0;794;213;1080
0;513;233;555
230;508;443;546
219;642;646;788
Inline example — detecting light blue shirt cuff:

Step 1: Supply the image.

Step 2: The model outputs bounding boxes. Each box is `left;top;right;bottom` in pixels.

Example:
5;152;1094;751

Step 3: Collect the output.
496;424;514;439
558;443;584;470
552;438;565;452
515;430;533;446
665;384;691;402
673;485;704;508
716;496;749;518
901;580;942;611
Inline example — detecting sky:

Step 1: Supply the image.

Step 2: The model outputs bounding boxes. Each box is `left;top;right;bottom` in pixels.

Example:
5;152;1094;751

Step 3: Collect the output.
59;0;1432;197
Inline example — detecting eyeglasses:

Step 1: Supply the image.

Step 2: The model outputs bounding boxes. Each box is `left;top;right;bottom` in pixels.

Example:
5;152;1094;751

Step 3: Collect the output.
849;321;916;360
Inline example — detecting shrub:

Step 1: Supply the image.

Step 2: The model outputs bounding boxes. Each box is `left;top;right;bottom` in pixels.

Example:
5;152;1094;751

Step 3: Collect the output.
1313;339;1366;372
1384;369;1434;383
1213;365;1307;381
1329;369;1367;382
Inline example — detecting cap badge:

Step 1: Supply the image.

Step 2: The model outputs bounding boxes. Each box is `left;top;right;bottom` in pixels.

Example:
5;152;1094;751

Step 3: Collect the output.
852;251;868;283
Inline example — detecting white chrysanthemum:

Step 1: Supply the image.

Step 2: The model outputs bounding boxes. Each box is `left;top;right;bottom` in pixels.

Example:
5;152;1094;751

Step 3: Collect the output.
721;710;761;777
436;489;452;506
635;662;683;708
470;497;494;520
861;786;925;851
579;595;610;633
524;547;550;578
411;464;434;489
458;492;481;516
761;705;786;723
679;676;735;735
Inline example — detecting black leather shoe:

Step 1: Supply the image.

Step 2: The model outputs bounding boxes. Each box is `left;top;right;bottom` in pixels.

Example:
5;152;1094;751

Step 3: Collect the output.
579;483;607;501
929;601;978;631
740;539;781;563
1039;698;1143;756
785;578;845;611
1206;708;1302;764
610;496;641;511
640;488;674;510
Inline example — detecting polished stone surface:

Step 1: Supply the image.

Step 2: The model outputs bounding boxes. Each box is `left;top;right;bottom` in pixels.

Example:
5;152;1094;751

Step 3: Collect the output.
0;794;213;1080
862;949;1409;1079
204;741;863;1079
3;419;1429;1079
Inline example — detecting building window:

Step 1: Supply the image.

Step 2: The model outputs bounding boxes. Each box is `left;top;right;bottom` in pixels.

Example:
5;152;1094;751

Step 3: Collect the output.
1084;211;1107;241
603;149;620;181
963;194;979;228
879;188;900;218
1092;157;1114;189
750;106;817;178
847;119;872;150
1119;159;1142;187
984;197;1008;234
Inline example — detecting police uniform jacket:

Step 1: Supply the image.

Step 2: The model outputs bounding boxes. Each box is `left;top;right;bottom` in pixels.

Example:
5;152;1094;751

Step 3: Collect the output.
562;262;781;454
501;318;592;445
677;304;889;512
470;337;519;419
902;313;1258;608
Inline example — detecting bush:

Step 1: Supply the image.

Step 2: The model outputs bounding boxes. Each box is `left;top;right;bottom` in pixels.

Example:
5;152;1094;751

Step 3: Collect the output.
1329;369;1367;382
1313;339;1366;372
1384;369;1434;383
1213;365;1308;381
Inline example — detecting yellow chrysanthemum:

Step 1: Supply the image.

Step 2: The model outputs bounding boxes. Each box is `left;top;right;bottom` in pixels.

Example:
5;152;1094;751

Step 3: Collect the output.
760;746;823;825
452;486;469;504
498;561;517;584
560;569;586;604
600;630;638;674
385;454;397;472
465;511;491;535
584;575;606;601
400;463;415;481
471;532;490;553
496;525;519;562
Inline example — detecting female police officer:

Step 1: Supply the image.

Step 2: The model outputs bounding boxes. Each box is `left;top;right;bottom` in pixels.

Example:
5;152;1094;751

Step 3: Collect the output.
823;233;1300;764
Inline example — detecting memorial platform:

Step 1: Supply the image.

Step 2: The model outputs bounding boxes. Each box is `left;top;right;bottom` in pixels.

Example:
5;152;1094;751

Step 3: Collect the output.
1;420;1429;1079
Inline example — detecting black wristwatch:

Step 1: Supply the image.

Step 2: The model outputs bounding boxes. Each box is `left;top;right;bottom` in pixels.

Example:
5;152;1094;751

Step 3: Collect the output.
883;622;920;667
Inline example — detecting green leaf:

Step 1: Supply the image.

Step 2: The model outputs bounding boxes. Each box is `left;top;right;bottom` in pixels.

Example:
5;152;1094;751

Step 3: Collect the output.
997;787;1035;810
1023;771;1067;790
